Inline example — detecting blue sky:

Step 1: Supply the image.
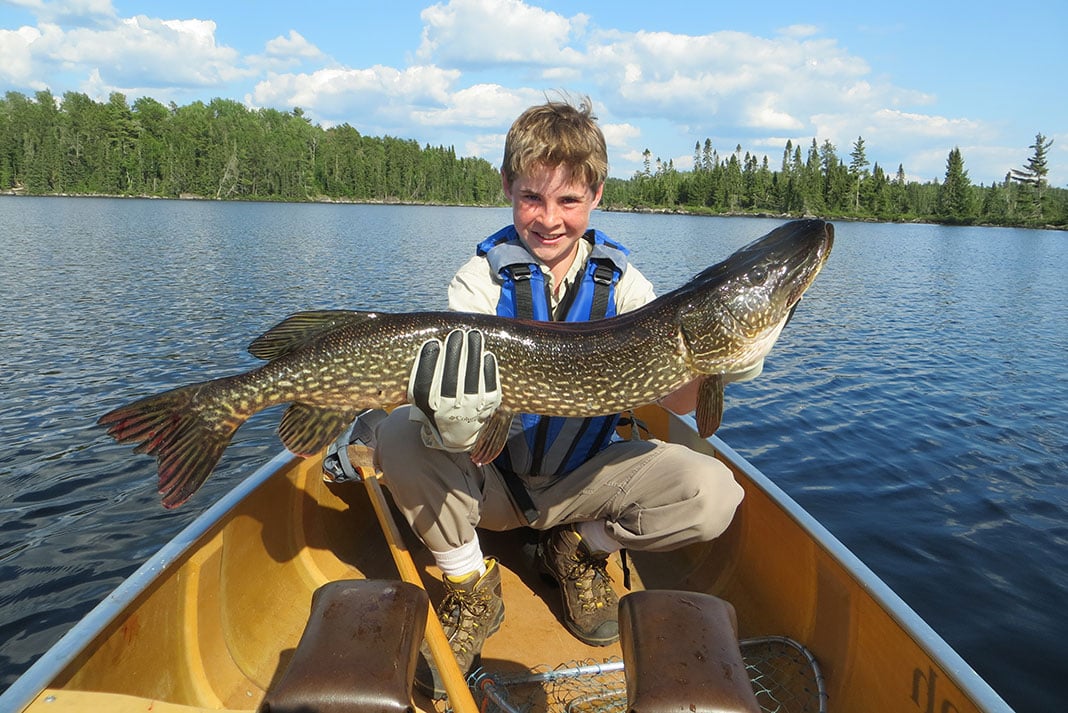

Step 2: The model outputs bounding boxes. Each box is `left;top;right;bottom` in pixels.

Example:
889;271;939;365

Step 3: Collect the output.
2;0;1065;185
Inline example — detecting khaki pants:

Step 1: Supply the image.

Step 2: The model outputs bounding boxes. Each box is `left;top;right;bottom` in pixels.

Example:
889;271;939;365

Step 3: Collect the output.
375;407;744;554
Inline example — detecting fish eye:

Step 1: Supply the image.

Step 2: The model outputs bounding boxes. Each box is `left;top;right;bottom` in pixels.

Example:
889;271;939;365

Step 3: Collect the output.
747;267;768;285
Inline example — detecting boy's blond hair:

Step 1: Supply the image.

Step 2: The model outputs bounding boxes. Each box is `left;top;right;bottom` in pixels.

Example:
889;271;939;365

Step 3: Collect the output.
501;97;608;191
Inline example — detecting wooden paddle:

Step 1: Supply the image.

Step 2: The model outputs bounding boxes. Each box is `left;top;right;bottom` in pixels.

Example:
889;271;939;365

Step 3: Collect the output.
357;461;480;713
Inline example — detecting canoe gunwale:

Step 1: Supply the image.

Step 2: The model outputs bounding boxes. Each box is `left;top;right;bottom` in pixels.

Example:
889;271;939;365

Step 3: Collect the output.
0;450;295;713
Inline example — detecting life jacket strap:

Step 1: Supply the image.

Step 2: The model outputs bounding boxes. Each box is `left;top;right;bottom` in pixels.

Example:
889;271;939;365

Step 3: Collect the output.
589;261;616;320
475;226;631;516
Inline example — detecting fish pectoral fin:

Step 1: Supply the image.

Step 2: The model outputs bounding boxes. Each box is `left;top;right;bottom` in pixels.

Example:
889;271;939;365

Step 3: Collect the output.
469;409;514;465
248;310;378;361
278;403;356;457
695;374;724;437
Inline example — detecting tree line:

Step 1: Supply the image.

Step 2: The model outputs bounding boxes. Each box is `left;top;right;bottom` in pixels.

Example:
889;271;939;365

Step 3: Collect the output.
1;90;1063;229
0;90;504;204
603;134;1064;228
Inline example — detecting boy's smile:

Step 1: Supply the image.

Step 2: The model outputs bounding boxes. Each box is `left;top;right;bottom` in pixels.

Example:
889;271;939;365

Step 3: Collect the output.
503;163;604;286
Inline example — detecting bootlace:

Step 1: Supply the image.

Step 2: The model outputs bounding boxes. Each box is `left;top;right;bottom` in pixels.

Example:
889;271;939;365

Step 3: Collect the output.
438;586;492;654
564;550;615;612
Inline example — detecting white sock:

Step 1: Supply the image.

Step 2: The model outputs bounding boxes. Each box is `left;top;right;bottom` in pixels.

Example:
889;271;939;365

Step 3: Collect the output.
576;520;621;555
431;538;486;580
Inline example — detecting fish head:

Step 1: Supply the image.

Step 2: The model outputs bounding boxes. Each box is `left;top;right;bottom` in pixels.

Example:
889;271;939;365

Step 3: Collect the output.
678;219;833;373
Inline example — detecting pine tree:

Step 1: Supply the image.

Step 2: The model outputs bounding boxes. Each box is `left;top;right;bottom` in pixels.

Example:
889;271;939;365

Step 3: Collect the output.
820;140;850;212
849;136;870;213
1009;133;1053;223
702;138;715;172
937;147;975;223
802;139;824;213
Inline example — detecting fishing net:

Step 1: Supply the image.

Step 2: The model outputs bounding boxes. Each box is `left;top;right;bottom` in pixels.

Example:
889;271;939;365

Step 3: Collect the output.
461;636;826;713
741;636;827;713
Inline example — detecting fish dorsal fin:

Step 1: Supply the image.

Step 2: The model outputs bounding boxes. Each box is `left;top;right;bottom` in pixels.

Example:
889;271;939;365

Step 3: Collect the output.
248;310;377;361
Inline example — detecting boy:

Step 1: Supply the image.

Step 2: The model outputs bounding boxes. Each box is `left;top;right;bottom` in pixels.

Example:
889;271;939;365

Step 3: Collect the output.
373;98;744;698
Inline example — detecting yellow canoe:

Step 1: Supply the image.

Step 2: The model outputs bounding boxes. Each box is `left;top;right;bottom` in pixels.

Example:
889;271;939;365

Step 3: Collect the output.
1;406;1013;713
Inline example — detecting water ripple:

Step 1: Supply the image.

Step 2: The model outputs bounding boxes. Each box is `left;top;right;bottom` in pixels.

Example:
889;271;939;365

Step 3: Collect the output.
0;201;1064;712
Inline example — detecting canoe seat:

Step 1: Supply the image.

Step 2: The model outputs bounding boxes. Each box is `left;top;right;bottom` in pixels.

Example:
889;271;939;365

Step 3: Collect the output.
619;590;761;713
259;579;428;713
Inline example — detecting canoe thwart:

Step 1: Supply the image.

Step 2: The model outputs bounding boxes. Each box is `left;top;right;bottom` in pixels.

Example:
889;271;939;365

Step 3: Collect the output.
258;579;428;713
619;590;761;713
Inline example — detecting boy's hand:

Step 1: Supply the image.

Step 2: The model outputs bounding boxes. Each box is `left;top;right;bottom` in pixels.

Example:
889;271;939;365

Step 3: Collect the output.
408;328;501;452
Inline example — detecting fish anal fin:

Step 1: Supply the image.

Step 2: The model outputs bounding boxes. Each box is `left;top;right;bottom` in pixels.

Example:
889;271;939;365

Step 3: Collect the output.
278;403;355;457
469;409;514;465
249;310;378;361
696;374;724;437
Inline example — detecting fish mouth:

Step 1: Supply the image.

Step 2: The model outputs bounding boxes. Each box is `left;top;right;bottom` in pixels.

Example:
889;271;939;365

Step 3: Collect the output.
783;299;801;328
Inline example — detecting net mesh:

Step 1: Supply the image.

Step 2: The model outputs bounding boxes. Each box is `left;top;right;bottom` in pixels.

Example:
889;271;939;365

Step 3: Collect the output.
463;636;826;713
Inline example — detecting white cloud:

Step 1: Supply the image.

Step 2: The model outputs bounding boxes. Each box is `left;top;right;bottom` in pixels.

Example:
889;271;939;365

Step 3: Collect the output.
265;30;323;62
617;148;650;167
250;64;463;130
0;25;43;87
582;28;874;136
464;132;507;163
601;122;641;150
246;30;326;72
15;14;254;96
411;83;539;128
418;0;586;68
743;94;805;131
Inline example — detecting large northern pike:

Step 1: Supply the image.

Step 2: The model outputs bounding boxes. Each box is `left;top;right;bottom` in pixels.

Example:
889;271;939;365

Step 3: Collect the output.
100;219;833;508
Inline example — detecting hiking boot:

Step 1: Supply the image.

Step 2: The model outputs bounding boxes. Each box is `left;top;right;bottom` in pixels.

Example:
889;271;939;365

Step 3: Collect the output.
539;525;619;646
415;558;505;699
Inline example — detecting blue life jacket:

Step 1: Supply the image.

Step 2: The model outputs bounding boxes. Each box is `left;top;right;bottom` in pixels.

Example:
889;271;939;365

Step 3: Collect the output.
476;226;630;488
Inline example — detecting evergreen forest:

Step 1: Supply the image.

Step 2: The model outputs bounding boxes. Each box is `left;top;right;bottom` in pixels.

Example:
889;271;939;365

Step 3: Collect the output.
1;90;1063;229
0;90;503;205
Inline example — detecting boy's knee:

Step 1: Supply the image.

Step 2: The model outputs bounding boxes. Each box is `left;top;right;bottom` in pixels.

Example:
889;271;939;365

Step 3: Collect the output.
374;408;416;457
373;408;424;488
680;459;744;542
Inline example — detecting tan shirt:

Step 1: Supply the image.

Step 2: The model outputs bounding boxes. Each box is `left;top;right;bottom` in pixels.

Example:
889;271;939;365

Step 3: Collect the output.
447;236;656;316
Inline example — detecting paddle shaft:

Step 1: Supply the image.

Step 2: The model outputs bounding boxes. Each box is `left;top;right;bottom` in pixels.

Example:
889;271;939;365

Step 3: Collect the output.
360;468;480;713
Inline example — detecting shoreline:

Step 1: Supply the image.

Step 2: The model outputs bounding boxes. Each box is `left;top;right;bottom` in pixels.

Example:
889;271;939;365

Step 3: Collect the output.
1;190;1063;231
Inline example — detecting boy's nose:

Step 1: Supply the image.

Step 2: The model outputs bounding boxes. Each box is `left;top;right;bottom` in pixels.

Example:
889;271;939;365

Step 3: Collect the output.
538;202;560;227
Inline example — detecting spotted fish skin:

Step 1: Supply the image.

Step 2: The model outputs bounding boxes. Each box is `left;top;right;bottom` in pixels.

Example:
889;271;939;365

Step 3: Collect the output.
99;219;833;508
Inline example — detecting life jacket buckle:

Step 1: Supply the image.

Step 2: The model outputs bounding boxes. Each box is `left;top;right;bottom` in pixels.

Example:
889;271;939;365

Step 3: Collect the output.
509;264;535;282
591;262;615;286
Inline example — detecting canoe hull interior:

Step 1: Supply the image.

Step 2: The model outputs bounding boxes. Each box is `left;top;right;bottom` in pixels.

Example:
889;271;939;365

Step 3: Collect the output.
9;407;1012;713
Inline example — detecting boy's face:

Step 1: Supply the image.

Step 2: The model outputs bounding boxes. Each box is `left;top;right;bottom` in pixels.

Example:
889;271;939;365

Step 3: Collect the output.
503;163;604;279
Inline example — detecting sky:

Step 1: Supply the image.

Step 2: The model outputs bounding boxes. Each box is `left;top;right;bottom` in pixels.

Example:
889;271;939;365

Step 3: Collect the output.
1;0;1065;186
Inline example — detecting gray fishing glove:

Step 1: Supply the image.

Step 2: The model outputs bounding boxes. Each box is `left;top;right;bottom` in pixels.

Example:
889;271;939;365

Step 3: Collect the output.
408;328;501;452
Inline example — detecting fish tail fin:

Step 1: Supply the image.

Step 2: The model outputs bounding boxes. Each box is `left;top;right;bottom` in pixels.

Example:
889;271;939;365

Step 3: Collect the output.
98;381;245;508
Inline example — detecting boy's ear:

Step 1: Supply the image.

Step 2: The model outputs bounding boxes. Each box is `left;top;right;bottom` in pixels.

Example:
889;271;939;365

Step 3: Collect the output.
591;182;604;208
501;171;512;199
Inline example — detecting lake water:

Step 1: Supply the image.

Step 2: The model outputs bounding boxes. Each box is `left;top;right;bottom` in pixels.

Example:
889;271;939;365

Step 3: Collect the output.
1;196;1065;711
